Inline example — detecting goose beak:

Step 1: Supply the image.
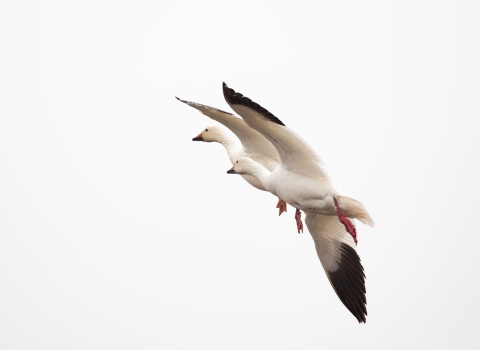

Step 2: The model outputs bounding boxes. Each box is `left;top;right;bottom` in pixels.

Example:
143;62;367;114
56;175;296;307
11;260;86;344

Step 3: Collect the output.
227;165;236;174
192;132;203;141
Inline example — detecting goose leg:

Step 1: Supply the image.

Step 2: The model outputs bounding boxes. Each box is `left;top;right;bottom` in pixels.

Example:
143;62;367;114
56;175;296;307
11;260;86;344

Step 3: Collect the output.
333;197;358;245
276;198;287;216
295;209;303;234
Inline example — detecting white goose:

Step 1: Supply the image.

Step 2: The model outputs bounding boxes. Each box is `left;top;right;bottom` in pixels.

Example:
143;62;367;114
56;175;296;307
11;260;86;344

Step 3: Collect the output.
223;83;373;322
176;97;304;231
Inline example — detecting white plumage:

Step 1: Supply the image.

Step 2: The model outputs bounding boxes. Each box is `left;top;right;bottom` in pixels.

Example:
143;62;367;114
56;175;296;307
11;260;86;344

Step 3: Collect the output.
222;83;372;322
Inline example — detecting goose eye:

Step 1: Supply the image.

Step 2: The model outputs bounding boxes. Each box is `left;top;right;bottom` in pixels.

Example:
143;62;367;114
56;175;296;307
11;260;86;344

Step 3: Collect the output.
205;128;209;132
236;161;238;163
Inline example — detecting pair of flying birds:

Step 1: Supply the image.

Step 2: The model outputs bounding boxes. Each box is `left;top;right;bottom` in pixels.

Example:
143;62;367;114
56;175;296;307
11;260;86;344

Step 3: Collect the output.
177;83;374;323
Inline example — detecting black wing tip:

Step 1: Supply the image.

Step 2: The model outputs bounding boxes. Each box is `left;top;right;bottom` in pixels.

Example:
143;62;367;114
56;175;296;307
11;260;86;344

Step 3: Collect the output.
176;96;187;104
327;243;367;323
176;95;234;116
222;82;286;127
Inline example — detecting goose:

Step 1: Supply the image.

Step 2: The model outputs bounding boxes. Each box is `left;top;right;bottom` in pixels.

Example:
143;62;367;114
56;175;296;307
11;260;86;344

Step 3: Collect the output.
222;83;372;322
223;83;374;244
176;97;303;232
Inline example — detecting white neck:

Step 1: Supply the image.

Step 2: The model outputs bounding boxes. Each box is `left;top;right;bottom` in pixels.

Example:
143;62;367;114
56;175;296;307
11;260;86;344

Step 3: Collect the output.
216;133;243;164
242;161;272;191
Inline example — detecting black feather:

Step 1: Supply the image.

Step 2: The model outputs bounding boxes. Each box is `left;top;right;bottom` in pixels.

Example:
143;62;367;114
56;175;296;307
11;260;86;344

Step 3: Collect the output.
222;82;286;126
326;243;367;323
176;96;234;116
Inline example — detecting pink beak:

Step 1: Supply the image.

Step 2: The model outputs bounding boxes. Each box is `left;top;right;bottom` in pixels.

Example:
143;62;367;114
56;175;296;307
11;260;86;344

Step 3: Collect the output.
192;132;203;141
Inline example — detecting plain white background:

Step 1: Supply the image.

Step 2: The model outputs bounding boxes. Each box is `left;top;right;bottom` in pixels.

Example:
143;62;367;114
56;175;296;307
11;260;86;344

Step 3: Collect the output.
1;0;479;349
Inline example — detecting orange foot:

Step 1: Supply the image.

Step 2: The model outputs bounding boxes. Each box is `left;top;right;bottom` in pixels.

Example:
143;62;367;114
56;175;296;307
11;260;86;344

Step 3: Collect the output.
276;198;287;216
295;209;303;234
333;197;357;245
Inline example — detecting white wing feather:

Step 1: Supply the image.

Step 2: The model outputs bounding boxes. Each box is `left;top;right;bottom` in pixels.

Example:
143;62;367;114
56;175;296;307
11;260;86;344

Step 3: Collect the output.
176;97;279;161
305;213;357;272
305;212;367;323
222;84;330;181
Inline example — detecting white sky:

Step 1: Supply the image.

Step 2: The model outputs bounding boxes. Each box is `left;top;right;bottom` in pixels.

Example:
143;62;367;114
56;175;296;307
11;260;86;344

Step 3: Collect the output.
1;1;479;349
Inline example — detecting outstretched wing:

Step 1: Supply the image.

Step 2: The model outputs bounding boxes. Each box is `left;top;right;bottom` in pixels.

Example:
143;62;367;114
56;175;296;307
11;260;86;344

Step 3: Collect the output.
176;97;279;161
305;212;367;323
222;83;330;180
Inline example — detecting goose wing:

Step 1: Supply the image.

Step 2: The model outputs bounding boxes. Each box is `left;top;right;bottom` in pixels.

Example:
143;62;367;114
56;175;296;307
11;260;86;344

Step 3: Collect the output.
176;97;279;161
222;83;330;180
305;212;367;323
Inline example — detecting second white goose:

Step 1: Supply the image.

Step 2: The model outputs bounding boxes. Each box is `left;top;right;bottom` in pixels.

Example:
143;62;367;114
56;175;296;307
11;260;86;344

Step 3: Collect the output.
176;97;304;232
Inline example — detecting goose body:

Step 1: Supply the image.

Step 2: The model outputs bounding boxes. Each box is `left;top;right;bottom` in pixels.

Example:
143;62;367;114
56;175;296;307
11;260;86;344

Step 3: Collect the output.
240;160;335;213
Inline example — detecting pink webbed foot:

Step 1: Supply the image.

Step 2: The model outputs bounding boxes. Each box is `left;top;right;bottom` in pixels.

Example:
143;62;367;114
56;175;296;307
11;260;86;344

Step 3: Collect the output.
295;208;304;234
333;197;358;245
276;198;287;216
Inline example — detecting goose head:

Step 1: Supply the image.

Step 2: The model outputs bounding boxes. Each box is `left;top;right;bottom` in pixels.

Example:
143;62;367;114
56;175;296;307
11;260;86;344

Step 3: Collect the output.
192;126;222;142
227;157;260;175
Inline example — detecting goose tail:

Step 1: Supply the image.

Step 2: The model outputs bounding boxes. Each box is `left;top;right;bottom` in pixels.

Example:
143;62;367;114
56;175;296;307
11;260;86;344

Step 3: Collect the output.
336;195;374;227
